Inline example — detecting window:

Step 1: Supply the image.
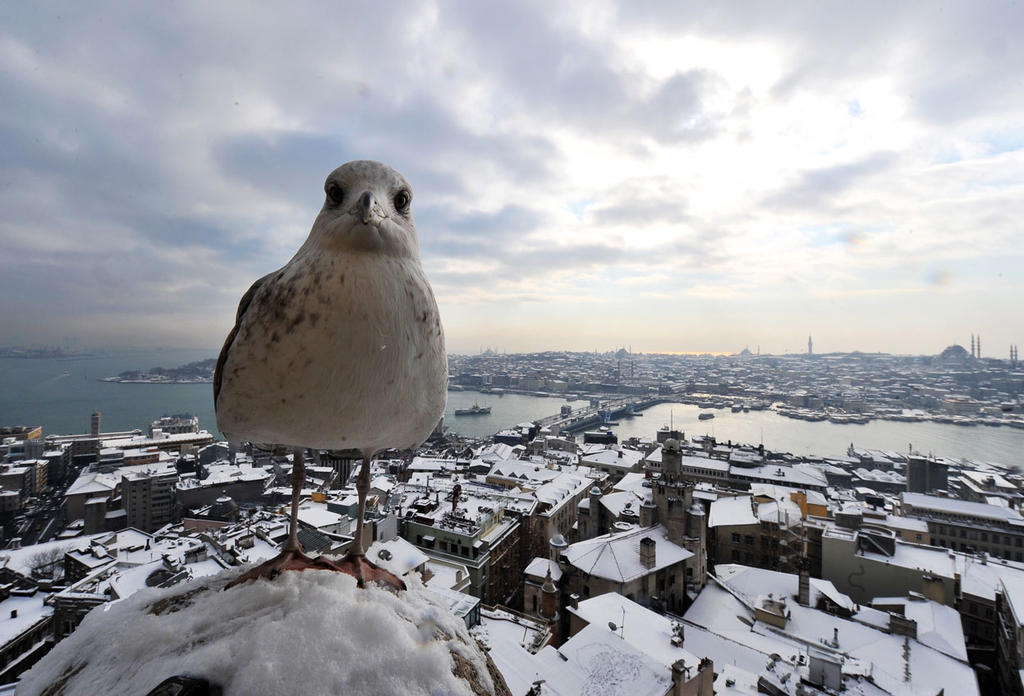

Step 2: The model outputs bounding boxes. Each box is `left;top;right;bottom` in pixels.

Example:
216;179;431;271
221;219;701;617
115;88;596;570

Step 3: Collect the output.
731;550;740;561
744;535;754;545
731;532;740;543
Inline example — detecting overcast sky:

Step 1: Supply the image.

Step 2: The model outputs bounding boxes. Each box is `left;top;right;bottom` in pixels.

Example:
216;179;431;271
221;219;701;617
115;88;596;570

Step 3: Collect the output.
2;2;1022;356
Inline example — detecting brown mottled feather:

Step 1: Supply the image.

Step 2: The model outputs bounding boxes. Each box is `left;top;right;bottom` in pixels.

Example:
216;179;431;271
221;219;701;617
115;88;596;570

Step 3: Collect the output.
213;273;273;408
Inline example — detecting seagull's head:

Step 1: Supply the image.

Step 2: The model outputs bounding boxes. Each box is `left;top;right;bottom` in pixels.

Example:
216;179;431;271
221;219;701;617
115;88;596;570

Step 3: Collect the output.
309;160;420;258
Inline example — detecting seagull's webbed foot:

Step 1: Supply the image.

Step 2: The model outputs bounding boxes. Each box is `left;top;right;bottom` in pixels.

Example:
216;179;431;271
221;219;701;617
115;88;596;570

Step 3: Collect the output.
225;548;319;588
311;552;407;592
225;549;406;592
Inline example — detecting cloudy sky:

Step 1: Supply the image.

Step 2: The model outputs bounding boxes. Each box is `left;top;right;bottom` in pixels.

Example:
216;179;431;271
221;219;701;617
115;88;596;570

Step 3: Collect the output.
2;2;1022;356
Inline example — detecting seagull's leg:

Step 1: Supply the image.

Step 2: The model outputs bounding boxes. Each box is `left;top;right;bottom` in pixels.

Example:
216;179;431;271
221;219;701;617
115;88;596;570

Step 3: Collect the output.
285;446;305;552
310;452;406;591
225;446;315;588
351;453;371;556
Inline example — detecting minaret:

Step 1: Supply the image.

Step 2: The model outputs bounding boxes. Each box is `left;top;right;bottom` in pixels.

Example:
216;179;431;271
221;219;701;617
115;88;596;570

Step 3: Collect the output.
978;336;982;359
807;335;813;356
971;334;975;358
539;567;559;644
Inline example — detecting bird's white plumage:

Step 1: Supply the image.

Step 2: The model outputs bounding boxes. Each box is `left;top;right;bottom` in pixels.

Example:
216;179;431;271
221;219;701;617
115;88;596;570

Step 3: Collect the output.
215;161;447;453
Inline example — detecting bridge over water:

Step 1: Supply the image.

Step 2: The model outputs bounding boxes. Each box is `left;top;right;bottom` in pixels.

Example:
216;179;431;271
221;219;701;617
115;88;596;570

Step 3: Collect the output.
534;396;668;434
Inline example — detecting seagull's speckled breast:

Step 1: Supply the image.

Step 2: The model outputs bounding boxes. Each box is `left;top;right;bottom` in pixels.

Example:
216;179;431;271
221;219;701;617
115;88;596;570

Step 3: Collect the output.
216;249;447;452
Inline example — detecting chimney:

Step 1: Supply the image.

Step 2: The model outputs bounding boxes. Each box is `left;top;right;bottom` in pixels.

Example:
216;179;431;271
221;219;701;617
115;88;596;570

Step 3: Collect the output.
889;612;918;639
798;562;810;606
640;536;656;569
640;499;658;527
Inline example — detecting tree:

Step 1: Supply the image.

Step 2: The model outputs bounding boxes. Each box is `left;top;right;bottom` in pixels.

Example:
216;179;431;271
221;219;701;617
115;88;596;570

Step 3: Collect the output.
27;545;69;581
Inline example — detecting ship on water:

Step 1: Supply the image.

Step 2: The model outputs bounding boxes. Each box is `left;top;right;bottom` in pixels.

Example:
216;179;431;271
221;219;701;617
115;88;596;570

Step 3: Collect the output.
454;403;491;416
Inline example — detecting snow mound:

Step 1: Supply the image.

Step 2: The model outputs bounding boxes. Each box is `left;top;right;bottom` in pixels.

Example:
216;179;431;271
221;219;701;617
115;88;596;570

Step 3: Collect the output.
19;569;511;696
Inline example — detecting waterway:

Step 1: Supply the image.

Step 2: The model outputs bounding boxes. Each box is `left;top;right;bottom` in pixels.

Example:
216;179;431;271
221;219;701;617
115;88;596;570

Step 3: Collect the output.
601;402;1024;467
0;349;217;436
2;352;1022;467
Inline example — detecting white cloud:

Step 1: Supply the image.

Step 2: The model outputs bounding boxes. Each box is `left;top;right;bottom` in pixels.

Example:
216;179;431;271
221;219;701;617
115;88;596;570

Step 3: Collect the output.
0;1;1021;354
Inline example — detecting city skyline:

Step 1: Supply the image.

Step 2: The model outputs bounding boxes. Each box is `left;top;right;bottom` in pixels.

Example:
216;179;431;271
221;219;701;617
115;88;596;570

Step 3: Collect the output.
1;3;1023;355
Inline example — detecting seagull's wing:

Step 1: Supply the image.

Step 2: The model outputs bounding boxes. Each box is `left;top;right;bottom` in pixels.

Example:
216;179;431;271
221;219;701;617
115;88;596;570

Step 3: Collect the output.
214;272;274;408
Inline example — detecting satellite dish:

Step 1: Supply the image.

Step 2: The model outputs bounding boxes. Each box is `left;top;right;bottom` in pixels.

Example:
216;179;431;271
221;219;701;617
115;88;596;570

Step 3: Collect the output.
608;621;617;632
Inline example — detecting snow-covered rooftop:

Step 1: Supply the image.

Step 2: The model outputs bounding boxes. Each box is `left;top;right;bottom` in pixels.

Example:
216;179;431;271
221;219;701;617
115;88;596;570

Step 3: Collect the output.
708;495;757;528
686;564;978;696
564;524;692;583
902;492;1024;524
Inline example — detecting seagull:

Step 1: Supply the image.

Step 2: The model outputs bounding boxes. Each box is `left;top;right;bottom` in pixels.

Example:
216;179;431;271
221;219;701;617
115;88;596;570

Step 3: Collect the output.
214;160;447;589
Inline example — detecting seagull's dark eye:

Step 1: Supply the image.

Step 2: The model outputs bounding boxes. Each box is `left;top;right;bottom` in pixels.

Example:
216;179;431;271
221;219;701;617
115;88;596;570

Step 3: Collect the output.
394;190;411;213
326;183;344;205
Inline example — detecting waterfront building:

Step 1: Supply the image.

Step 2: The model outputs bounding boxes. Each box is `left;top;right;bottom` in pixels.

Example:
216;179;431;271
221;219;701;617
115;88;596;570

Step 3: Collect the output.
100;428;214;455
148;414;199;436
906;454;949;493
0;426;42;442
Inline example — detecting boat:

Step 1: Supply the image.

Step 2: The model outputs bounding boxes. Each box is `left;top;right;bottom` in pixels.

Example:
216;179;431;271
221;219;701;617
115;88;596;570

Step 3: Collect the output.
698;412;715;421
454;404;491;416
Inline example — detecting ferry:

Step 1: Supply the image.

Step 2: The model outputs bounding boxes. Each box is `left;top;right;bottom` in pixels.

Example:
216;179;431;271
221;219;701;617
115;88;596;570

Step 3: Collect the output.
454;404;491;416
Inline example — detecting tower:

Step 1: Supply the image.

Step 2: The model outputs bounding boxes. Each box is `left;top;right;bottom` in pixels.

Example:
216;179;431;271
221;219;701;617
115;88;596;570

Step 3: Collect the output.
971;334;975;358
808;335;813;356
90;411;101;437
977;336;982;359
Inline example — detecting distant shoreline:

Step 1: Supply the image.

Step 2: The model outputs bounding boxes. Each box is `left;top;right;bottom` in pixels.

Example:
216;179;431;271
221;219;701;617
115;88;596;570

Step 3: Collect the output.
101;357;216;385
0;350;94;359
99;377;213;384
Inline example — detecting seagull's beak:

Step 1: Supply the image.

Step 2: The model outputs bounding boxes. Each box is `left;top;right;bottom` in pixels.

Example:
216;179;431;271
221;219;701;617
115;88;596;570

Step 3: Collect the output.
358;191;375;224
